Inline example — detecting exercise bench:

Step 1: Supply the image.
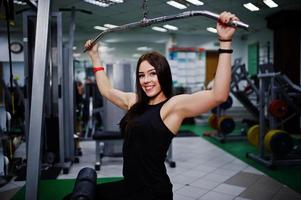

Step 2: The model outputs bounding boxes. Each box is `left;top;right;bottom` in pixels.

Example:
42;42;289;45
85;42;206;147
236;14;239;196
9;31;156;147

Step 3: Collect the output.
92;130;123;171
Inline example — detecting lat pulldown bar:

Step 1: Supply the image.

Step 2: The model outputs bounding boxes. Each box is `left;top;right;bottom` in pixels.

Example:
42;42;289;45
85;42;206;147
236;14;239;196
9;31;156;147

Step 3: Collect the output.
84;10;249;52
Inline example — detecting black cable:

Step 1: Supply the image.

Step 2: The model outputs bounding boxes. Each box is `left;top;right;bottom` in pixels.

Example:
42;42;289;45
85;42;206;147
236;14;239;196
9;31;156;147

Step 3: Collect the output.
142;0;148;19
4;0;13;94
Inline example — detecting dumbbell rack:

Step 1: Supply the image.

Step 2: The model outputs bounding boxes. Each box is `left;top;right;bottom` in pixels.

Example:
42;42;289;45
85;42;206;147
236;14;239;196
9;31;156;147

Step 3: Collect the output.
246;70;301;168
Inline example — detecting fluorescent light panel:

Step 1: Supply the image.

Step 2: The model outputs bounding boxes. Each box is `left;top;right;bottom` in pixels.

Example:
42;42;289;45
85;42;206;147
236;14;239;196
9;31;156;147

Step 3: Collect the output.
185;0;204;6
243;3;260;11
94;26;108;31
152;26;168;32
104;24;118;28
84;0;109;7
110;0;124;3
263;0;278;8
206;27;217;33
13;0;27;5
163;24;178;31
166;1;187;9
137;46;153;51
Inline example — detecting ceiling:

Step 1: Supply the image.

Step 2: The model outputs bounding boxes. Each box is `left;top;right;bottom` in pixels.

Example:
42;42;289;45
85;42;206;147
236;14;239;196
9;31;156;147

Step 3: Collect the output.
2;0;301;57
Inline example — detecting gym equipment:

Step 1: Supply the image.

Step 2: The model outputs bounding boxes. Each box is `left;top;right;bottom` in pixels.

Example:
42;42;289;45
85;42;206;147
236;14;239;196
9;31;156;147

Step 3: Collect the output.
71;167;97;200
218;116;235;134
2;0;14;100
23;1;84;198
208;98;245;143
208;59;261;143
0;107;9;187
264;130;293;155
82;82;103;139
230;59;260;120
92;63;130;171
219;96;233;110
246;66;301;168
85;5;249;51
24;1;51;198
208;114;218;129
212;96;233;113
268;99;288;118
93;131;123;171
247;125;259;147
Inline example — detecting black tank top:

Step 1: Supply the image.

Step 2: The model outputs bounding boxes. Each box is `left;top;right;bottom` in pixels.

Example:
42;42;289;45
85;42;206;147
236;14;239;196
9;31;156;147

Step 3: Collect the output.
122;100;174;196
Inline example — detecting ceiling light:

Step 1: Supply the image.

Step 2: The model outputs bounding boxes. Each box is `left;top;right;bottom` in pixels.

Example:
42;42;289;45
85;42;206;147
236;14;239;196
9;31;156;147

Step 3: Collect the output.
94;26;108;31
104;39;119;43
104;24;118;28
163;24;178;31
137;46;153;51
132;54;142;58
185;0;204;6
84;0;124;7
243;3;260;11
206;27;217;33
166;1;187;10
152;26;168;32
13;0;27;5
84;0;109;7
263;0;278;8
110;0;124;3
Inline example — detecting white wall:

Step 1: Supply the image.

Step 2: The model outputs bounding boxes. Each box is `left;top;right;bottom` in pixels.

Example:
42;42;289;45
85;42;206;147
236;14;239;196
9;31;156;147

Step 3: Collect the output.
2;62;25;86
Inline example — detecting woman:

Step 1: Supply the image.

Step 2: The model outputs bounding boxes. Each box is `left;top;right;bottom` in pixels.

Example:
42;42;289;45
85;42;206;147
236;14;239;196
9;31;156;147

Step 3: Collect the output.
84;11;238;200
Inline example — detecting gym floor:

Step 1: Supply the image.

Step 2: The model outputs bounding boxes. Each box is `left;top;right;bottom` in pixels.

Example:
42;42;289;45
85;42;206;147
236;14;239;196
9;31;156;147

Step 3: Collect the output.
1;129;301;200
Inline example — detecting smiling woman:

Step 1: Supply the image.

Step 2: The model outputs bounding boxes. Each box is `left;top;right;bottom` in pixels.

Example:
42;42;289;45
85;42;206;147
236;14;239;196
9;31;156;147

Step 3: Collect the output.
136;52;173;105
138;64;162;99
63;11;239;200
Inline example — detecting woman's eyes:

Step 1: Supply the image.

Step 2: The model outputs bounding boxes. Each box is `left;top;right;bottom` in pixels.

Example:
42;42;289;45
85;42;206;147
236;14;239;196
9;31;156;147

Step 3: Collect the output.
150;72;157;76
138;71;156;79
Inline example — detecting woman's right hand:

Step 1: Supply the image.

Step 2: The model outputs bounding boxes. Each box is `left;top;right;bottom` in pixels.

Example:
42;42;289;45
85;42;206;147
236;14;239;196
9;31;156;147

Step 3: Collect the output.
84;40;99;58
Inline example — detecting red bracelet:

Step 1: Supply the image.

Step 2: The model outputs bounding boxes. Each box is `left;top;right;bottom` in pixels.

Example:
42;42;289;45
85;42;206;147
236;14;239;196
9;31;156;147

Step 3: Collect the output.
93;66;104;74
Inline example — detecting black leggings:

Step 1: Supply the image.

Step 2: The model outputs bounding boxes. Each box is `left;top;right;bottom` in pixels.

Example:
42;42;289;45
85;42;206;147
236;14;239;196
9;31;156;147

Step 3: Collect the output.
64;180;173;200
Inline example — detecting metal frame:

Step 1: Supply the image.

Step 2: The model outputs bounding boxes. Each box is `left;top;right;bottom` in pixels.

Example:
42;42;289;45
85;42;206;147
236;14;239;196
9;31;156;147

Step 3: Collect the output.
22;10;34;158
247;71;301;168
23;7;71;170
62;7;76;165
55;11;74;173
84;10;249;51
25;0;50;199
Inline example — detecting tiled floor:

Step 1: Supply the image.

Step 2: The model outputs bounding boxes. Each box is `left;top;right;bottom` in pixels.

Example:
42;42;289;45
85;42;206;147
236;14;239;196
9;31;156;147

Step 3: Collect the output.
1;137;301;200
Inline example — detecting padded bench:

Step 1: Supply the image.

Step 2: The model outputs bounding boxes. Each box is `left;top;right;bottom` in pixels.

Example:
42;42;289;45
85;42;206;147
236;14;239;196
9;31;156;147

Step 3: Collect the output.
92;131;123;171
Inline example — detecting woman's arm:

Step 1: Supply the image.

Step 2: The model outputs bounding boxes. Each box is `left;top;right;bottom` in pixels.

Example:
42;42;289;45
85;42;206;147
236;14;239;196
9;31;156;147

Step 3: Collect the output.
166;12;238;119
85;41;136;110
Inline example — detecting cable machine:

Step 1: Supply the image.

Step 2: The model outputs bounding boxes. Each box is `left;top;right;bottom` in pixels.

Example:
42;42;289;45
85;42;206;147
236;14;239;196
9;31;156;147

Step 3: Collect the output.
84;0;249;51
25;0;249;199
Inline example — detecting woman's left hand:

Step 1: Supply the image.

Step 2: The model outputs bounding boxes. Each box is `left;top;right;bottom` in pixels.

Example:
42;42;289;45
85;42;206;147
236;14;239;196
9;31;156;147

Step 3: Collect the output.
217;11;239;40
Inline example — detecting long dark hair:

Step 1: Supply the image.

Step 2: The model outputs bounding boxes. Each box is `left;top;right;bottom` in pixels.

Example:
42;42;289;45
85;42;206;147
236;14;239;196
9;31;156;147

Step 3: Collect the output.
120;51;173;133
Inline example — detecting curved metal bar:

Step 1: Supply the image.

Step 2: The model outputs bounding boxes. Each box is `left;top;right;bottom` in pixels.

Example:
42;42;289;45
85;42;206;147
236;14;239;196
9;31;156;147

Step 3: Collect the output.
84;10;249;52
